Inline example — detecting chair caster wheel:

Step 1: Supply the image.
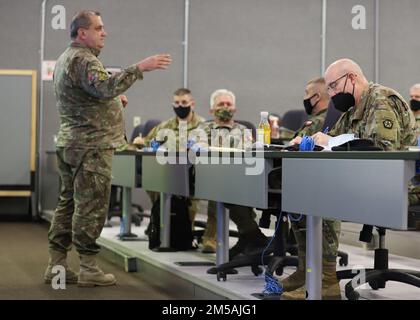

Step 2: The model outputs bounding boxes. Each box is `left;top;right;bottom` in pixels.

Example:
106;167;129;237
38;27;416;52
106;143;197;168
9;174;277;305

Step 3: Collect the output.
251;265;263;276
275;267;284;276
346;290;360;300
369;279;385;290
217;272;226;281
339;256;348;267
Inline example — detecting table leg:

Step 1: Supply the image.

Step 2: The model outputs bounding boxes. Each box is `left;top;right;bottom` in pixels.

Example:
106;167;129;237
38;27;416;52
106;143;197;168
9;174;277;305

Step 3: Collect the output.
216;201;229;266
160;192;172;248
306;215;322;300
119;186;138;240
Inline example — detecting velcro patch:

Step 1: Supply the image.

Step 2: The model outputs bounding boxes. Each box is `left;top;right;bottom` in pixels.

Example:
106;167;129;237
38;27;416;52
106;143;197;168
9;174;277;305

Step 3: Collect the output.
383;119;393;129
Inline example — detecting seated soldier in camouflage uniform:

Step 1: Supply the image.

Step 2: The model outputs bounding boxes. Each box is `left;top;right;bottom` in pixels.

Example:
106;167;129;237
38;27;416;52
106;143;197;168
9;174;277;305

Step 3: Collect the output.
133;88;218;253
408;84;420;209
193;89;269;260
45;10;171;287
291;58;417;300
279;78;341;299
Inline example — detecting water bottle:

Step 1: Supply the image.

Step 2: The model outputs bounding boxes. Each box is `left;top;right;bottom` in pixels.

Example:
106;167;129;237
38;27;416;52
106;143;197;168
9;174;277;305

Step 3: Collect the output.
257;111;271;145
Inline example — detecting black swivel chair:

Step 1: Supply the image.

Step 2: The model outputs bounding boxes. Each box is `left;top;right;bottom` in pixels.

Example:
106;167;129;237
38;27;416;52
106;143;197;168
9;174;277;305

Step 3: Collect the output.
336;207;420;300
282;109;308;131
235;119;257;141
321;99;343;132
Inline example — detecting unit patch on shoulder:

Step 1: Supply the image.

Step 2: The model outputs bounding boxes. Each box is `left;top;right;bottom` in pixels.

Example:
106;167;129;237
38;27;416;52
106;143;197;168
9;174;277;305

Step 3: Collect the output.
383;119;393;129
303;121;313;127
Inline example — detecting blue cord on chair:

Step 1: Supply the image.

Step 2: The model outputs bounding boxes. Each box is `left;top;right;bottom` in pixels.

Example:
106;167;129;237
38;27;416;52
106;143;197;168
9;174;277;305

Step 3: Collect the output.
261;214;284;295
299;135;315;151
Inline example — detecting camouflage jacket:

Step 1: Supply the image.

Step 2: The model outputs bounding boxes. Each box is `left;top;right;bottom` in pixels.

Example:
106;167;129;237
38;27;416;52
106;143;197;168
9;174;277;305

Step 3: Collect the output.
329;83;417;150
144;112;205;150
415;115;420;139
195;121;253;149
295;108;327;138
54;41;143;149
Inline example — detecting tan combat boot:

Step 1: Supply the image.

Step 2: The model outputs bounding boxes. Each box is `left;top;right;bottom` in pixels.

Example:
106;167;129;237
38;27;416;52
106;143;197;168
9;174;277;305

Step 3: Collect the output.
77;254;116;287
202;237;217;254
281;259;341;300
280;254;306;292
321;260;341;300
44;250;78;284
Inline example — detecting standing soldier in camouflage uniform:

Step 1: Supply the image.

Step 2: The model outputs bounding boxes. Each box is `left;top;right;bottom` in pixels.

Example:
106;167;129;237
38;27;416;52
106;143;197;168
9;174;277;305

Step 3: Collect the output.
44;10;171;287
294;58;416;300
281;78;343;299
194;89;269;260
133;88;218;253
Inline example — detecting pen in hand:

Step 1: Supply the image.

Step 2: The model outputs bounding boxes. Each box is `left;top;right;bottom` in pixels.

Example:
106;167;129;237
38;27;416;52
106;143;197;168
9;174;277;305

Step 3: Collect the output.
323;126;329;134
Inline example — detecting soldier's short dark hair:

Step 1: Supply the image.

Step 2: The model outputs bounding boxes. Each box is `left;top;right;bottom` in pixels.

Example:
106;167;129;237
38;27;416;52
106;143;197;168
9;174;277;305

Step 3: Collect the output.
173;88;191;96
70;10;101;39
307;77;325;86
307;77;329;99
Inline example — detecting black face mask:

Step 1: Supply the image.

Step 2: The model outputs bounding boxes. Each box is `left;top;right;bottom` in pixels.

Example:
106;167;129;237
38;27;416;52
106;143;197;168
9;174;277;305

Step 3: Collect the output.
173;106;191;119
303;94;319;115
410;99;420;112
332;75;356;113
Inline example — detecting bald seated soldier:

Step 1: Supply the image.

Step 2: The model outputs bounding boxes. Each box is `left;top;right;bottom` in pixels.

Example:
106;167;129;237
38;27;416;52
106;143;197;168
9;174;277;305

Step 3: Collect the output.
290;58;417;300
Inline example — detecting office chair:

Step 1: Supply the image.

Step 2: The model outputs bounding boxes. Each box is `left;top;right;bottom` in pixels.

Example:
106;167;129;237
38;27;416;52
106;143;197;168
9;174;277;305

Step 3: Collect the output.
209;164;348;282
235;119;257;140
336;207;420;300
282;109;308;131
273;109;308;144
108;119;162;225
321;99;342;132
208;159;299;281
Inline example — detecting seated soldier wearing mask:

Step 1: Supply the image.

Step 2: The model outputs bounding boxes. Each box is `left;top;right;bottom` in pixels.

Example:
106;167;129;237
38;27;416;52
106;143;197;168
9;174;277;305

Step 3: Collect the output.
409;83;420;138
193;89;269;260
293;58;418;299
408;84;420;207
133;88;217;253
283;77;342;300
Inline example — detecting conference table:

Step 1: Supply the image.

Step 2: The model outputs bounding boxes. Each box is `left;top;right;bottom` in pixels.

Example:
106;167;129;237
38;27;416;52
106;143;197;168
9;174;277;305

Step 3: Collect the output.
111;148;420;299
281;150;420;299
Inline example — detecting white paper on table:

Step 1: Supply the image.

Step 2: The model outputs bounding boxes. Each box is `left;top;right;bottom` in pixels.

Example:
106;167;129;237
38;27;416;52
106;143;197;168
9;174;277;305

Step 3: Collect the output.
323;134;356;150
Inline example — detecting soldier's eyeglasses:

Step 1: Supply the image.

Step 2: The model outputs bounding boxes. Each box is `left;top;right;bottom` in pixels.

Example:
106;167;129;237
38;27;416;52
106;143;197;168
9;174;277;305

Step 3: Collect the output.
327;73;349;91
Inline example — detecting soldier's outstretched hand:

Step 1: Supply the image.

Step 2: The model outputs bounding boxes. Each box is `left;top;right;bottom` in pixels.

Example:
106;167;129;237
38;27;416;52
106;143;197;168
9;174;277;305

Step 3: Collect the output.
137;54;172;72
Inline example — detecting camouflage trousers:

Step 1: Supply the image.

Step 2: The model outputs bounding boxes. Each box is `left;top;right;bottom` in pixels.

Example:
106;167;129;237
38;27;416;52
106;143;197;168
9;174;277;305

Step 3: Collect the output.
291;216;341;262
48;147;113;255
207;201;259;235
408;176;420;205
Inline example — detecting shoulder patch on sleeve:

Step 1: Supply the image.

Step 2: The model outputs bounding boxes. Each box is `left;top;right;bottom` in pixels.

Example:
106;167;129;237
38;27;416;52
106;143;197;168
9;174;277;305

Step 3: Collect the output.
303;121;313;127
383;119;393;129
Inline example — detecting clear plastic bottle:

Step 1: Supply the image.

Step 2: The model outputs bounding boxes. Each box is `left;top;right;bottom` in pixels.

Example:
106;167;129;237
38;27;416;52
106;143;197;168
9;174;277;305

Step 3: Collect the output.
258;111;271;144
